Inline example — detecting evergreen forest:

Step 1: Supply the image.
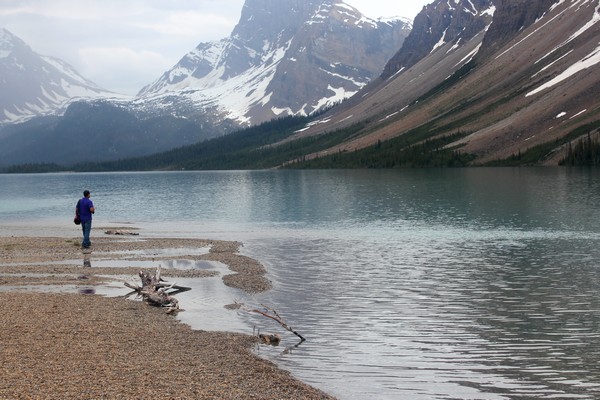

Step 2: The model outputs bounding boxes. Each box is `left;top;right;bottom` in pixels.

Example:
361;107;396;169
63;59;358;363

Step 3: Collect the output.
4;114;600;173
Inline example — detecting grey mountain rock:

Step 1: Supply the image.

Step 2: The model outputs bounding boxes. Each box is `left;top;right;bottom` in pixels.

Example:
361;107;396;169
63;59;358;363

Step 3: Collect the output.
137;0;412;126
286;0;600;165
382;0;495;79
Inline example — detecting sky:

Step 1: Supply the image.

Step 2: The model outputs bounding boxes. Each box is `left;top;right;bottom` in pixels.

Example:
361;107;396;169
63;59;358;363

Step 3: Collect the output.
0;0;430;95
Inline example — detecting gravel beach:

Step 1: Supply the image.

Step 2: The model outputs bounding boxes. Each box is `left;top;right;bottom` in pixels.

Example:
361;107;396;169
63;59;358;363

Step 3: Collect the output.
0;233;335;399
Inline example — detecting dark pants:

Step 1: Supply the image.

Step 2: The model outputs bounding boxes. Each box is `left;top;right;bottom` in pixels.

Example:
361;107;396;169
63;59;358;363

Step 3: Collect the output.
81;220;92;248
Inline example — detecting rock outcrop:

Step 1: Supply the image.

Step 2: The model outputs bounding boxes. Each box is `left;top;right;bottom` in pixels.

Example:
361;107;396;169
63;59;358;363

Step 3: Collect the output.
382;0;494;79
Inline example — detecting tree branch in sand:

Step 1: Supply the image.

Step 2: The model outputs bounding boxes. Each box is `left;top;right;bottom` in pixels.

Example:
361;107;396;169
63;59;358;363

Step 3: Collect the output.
124;265;190;313
237;302;306;343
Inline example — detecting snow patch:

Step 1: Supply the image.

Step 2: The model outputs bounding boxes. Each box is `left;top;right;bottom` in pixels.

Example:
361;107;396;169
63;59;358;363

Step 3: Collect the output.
532;50;574;77
570;109;587;119
526;42;600;96
549;0;567;13
481;5;496;17
432;28;449;53
209;40;293;123
535;0;599;65
314;85;357;111
455;43;482;67
565;1;600;43
294;117;331;132
3;109;20;122
336;115;354;123
447;38;462;54
388;67;406;80
272;106;293;116
40;86;59;102
379;111;399;122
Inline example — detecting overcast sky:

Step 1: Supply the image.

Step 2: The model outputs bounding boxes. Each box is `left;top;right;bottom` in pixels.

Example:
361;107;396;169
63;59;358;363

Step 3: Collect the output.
0;0;430;95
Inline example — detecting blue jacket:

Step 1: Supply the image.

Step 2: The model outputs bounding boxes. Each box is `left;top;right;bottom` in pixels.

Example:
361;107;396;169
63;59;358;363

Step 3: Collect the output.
78;197;94;222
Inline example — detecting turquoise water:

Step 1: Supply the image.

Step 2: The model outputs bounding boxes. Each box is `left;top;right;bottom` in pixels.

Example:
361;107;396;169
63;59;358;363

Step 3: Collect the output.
1;168;600;399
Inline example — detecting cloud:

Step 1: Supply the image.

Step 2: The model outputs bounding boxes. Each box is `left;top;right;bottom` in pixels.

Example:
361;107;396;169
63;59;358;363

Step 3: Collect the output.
343;1;428;19
133;11;237;40
1;0;134;20
78;47;172;95
1;1;245;94
1;0;428;95
0;6;29;17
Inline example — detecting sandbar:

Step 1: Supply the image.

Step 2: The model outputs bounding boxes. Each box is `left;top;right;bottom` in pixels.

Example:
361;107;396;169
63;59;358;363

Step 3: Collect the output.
0;234;334;399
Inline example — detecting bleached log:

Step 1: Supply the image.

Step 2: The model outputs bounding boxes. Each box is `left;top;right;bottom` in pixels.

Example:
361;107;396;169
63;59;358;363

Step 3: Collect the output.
237;302;305;342
123;266;189;312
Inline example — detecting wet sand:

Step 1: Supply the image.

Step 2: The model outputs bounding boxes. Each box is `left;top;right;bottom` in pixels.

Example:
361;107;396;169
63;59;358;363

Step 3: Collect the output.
0;233;335;399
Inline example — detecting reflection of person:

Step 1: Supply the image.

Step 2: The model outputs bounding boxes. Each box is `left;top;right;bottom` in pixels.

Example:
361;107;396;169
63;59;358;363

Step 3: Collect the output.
77;190;95;249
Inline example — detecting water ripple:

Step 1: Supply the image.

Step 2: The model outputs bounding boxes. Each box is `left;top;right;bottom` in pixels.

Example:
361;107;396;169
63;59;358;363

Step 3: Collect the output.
240;230;600;400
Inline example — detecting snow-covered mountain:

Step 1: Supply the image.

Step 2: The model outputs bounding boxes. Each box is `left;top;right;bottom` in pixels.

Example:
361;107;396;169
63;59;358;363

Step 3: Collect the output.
0;28;124;126
135;0;412;126
0;0;411;166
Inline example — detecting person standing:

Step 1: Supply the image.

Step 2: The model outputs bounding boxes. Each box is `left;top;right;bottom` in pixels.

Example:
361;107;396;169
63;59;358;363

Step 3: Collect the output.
77;190;95;249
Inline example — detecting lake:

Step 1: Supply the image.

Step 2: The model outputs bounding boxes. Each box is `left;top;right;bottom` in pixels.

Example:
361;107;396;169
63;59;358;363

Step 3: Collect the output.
1;168;600;399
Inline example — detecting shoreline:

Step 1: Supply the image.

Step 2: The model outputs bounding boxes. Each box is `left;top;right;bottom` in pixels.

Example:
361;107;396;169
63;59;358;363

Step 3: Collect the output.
0;234;335;399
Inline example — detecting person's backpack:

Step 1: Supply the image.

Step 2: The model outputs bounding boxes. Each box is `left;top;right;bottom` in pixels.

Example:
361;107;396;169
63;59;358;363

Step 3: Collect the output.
74;199;81;225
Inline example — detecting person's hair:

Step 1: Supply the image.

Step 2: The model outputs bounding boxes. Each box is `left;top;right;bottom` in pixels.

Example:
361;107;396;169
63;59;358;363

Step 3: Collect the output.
83;190;90;197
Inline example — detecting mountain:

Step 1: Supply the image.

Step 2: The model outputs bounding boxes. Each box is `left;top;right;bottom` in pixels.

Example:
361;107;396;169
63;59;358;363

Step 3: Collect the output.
0;29;224;166
0;100;218;166
0;28;123;126
6;0;595;170
381;0;495;79
136;0;411;126
281;0;600;166
0;0;412;167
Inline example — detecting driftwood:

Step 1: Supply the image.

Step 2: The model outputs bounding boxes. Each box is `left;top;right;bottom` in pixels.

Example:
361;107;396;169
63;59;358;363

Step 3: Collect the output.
105;229;139;236
237;302;305;344
258;333;281;345
124;265;190;313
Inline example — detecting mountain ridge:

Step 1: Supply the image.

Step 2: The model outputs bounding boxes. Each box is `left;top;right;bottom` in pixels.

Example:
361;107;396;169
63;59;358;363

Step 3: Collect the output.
0;0;412;166
282;0;600;166
135;0;412;126
2;0;598;169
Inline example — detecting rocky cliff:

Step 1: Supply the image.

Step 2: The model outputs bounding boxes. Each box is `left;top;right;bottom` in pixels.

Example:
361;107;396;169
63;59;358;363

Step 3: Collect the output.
381;0;494;79
477;0;558;58
137;0;411;126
